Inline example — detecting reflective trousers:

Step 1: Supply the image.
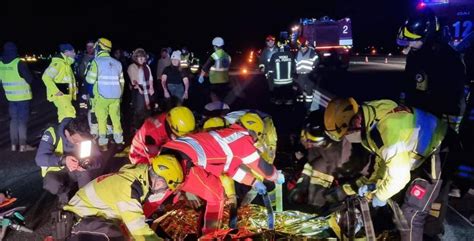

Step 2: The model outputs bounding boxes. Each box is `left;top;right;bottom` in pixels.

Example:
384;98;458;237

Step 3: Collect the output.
95;97;122;144
53;95;76;122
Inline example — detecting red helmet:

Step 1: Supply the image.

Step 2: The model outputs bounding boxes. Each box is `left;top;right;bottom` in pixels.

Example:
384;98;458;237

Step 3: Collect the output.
297;36;308;47
266;35;276;42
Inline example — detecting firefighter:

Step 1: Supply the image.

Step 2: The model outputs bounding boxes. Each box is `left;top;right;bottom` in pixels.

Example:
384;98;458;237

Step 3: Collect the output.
62;155;184;240
295;36;320;111
42;43;77;122
199;37;232;101
259;35;278;93
220;110;279;207
324;98;447;241
158;113;284;234
128;106;196;165
85;38;125;150
35;117;102;205
288;110;370;208
397;6;467;133
267;40;295;105
223;110;277;163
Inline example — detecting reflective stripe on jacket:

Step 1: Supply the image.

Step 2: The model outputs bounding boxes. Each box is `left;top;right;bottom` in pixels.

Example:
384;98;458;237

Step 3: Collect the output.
360;99;447;200
0;58;32;101
64;164;161;241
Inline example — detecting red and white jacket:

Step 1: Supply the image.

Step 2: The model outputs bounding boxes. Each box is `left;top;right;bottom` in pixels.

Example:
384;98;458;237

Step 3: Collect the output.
129;113;171;164
162;124;278;186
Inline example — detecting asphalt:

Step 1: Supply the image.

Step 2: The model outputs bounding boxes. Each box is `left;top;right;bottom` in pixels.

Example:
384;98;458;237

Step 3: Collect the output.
1;57;473;240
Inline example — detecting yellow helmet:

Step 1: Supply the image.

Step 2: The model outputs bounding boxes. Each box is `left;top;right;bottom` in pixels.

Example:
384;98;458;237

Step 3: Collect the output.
150;154;184;191
324;98;359;141
166;106;196;136
96;38;112;51
203;117;227;131
239;113;264;138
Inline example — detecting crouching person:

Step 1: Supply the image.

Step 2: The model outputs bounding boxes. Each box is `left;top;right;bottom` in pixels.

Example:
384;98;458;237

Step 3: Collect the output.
62;157;177;241
35;117;102;206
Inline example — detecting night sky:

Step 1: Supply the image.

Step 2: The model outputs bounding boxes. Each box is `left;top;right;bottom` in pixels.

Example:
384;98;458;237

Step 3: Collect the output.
3;0;414;55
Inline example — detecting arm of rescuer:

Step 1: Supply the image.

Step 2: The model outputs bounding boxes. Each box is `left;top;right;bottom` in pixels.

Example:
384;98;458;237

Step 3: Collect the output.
116;177;164;241
228;137;278;186
117;201;163;241
41;61;62;100
370;122;413;201
199;57;215;77
18;61;34;84
85;60;98;85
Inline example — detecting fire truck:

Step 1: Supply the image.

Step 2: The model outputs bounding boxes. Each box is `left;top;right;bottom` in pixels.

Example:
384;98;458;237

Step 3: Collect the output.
291;16;353;70
420;0;474;49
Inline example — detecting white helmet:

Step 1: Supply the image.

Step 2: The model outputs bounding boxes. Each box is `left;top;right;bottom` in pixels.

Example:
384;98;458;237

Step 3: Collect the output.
212;37;224;47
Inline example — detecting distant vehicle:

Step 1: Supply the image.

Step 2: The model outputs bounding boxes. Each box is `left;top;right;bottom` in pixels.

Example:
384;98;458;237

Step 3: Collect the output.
292;17;353;70
421;0;474;47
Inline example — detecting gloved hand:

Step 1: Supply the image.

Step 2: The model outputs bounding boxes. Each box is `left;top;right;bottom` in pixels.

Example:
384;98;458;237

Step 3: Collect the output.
254;181;267;195
276;171;285;184
358;184;376;197
198;75;205;84
372;195;387;207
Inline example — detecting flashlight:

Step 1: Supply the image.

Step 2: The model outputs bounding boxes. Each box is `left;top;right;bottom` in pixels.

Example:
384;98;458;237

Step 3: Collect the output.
78;140;92;169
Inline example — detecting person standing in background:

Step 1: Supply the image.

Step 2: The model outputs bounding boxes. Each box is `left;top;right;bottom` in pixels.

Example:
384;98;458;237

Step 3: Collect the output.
127;48;155;130
0;42;36;152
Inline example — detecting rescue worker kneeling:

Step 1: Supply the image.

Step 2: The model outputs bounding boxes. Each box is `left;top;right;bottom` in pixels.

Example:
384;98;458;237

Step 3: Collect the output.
157;113;284;234
324;98;447;241
35;117;102;205
289;110;370;209
62;156;182;241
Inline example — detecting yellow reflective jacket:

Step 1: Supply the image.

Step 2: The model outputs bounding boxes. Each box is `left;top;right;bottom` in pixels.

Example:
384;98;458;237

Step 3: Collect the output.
360;100;446;201
64;164;162;241
42;53;76;101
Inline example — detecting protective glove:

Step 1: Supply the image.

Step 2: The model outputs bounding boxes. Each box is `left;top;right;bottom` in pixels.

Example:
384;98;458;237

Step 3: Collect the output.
276;171;285;185
358;184;376;197
372;195;387;207
198;75;205;84
254;181;267;195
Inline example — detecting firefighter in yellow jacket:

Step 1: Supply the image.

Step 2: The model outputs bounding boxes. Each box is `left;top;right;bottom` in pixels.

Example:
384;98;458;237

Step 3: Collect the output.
42;43;77;122
324;98;447;241
85;38;125;150
63;156;182;240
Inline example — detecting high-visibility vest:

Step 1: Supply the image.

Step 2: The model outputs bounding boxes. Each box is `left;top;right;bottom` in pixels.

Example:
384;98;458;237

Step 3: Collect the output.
180;54;190;68
96;56;122;99
0;58;32;101
295;49;318;74
40;127;64;177
209;49;231;84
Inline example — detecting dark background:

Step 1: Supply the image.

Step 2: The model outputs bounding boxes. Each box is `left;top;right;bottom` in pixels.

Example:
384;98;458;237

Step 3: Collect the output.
2;0;414;55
